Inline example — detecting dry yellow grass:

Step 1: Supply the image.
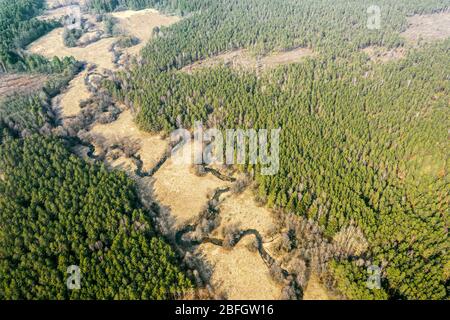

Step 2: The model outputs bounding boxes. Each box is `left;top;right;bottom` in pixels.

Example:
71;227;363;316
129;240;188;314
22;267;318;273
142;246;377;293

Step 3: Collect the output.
29;8;181;70
401;11;450;43
152;140;229;229
181;47;314;74
261;48;315;69
362;46;406;63
30;5;290;301
181;50;254;73
198;238;282;300
108;156;138;173
112;9;181;56
303;273;333;300
27;28;117;70
55;70;89;118
216;189;275;238
90;109;168;171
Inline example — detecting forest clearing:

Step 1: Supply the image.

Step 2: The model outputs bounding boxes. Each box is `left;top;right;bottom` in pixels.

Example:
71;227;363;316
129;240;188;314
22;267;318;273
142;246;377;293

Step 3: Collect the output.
0;73;48;100
181;48;315;74
401;11;450;43
362;46;406;63
198;238;283;300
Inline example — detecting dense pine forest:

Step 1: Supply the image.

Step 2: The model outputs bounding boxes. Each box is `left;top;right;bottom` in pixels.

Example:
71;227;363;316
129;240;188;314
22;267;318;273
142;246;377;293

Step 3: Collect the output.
0;135;191;299
104;0;449;69
0;0;61;72
105;0;449;299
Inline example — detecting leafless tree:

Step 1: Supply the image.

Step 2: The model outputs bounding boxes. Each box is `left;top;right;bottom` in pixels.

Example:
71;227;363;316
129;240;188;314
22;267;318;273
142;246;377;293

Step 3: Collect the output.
222;224;241;250
269;262;285;283
230;175;251;194
281;283;297;300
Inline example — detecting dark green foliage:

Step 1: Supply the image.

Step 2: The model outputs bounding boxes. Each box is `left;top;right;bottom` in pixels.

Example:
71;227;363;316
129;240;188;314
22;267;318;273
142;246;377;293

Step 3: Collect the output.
0;94;52;135
116;36;140;48
0;136;191;299
63;28;83;48
0;0;193;301
0;121;14;144
0;25;189;298
329;261;389;300
87;0;211;15
0;0;59;72
1;0;448;300
135;0;449;71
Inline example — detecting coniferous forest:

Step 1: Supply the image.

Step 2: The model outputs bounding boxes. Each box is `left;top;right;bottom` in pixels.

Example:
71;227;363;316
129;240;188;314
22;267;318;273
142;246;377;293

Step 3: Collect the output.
0;135;191;299
0;0;449;300
0;0;61;72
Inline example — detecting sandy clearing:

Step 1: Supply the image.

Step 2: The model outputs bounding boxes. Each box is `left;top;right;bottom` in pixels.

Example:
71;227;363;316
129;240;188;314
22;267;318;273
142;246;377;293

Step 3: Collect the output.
198;238;282;300
401;11;450;43
362;46;406;63
0;73;48;100
90;109;168;171
181;47;314;74
152;140;229;229
216;189;275;238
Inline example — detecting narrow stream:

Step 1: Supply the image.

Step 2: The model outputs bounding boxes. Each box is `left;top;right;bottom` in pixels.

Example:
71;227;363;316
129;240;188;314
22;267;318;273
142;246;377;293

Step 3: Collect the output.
52;53;302;300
